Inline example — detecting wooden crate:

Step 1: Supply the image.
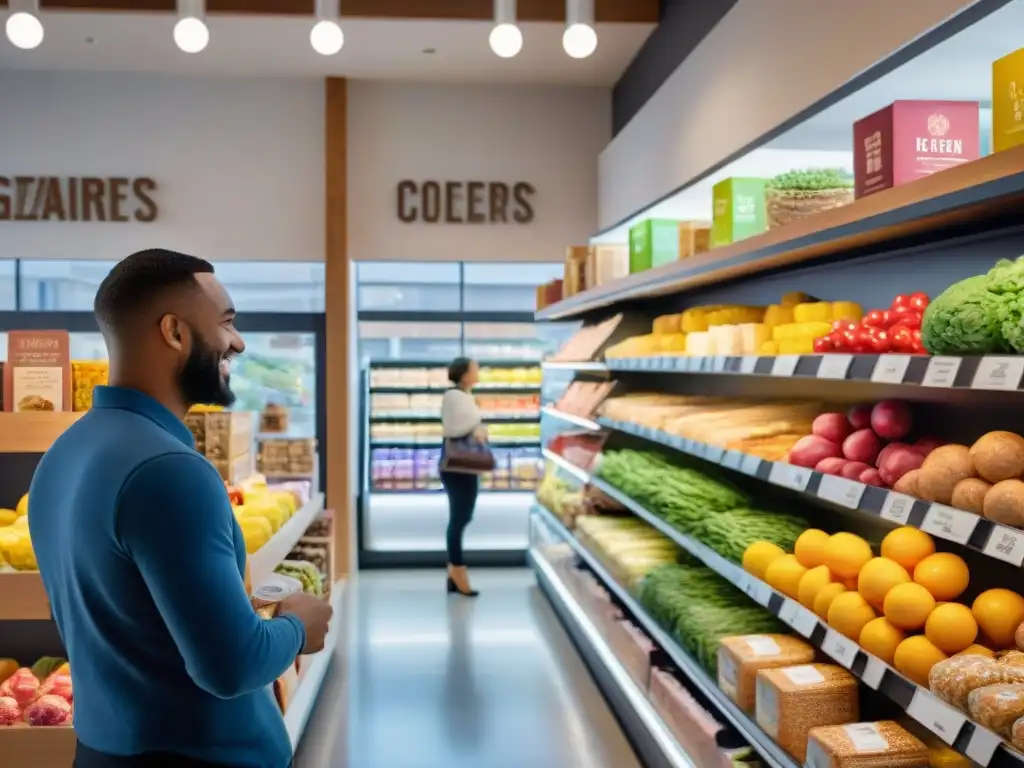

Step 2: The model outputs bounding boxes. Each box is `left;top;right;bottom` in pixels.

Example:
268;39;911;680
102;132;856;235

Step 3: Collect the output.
211;451;253;485
257;437;317;477
185;411;253;461
0;724;76;768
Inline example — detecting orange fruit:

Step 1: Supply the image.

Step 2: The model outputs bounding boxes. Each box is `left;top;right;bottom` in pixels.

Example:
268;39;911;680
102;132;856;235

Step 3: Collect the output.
764;555;807;600
957;644;995;658
883;582;936;631
859;618;905;665
823;532;873;580
813;583;847;620
913;552;970;601
794;529;831;569
972;589;1024;649
797;565;833;609
881;527;935;570
742;541;786;580
894;636;948;686
828;591;877;640
857;557;910;610
925;603;978;654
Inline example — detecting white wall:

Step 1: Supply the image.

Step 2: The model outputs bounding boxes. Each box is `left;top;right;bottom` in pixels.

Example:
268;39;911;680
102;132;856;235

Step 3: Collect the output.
0;71;324;262
346;80;609;263
598;0;979;229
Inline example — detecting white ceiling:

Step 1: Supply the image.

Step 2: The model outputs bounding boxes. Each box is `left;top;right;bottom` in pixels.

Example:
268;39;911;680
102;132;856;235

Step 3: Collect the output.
0;11;654;85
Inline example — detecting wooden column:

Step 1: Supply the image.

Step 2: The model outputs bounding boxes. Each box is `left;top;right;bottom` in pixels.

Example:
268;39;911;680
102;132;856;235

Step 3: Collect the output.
324;77;352;579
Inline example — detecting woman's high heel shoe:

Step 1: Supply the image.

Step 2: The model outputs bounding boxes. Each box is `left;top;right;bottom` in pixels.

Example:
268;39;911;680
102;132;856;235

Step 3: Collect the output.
447;566;479;597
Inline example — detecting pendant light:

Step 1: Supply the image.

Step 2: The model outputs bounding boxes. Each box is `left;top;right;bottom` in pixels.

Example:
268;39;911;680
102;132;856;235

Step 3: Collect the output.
488;0;522;59
310;0;344;56
562;0;597;59
5;0;44;50
174;0;209;54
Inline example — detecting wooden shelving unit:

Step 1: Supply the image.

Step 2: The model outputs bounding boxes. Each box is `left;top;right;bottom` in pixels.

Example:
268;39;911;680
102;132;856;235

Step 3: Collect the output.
0;412;82;453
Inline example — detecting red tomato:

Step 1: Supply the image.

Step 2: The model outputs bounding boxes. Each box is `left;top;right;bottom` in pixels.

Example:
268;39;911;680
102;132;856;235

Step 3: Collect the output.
881;310;893;327
813;336;834;353
892;294;911;309
891;311;922;330
831;319;858;333
854;327;875;353
890;326;914;351
909;292;930;311
864;309;887;328
869;329;891;353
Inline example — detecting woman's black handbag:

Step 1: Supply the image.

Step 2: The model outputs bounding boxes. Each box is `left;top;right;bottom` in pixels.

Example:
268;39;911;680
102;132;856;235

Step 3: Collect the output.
440;435;495;474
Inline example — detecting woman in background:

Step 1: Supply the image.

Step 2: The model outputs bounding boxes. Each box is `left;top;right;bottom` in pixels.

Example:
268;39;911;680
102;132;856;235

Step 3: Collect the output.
440;357;487;597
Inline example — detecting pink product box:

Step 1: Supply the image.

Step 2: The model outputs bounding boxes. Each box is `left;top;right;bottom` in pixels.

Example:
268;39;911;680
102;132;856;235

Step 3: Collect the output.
608;620;654;691
649;667;730;768
853;100;979;199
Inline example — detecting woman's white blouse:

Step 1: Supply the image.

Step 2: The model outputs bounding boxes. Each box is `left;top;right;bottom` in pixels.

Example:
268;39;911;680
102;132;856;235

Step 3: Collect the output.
441;388;482;438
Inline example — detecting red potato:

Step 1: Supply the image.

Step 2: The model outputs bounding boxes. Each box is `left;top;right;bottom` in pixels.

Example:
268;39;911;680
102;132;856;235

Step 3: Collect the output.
812;413;854;444
876;442;918;469
859;468;885;487
843;429;883;465
913;436;944;455
788;435;841;469
878;446;926;487
848;404;872;431
870;400;913;440
841;461;871;480
815;457;849;475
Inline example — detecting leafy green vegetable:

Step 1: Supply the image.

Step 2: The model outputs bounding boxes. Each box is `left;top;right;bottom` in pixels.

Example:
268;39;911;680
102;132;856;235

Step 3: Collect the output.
766;167;853;191
922;273;1008;355
984;256;1024;352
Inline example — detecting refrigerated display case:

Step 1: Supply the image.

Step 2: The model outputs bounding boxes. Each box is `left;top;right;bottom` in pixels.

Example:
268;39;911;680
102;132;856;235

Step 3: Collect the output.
358;359;544;567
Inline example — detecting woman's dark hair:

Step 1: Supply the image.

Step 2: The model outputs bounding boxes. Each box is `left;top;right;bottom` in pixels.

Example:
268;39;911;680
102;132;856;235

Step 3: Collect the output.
448;356;474;385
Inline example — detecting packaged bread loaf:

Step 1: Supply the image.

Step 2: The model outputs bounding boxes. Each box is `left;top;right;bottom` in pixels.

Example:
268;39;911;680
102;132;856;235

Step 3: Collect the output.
968;684;1024;737
755;664;859;761
1012;714;1024;751
805;721;928;768
718;634;815;714
929;655;1024;711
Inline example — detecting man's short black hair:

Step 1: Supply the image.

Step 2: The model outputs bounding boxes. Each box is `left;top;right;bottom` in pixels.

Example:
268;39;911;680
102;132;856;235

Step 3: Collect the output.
94;249;214;334
448;356;473;385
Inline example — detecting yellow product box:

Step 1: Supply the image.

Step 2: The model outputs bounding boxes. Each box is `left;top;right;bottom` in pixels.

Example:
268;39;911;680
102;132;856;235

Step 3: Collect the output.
994;48;1024;152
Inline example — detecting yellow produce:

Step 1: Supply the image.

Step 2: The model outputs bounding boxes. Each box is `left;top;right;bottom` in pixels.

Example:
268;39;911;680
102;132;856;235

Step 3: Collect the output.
652;313;682;334
764;554;807;599
238;516;273;554
828;591;876;639
0;509;16;527
793;302;833;323
794;529;830;568
859;618;905;664
880;527;935;571
972;589;1024;649
771;321;833;341
830;301;863;323
16;494;28;517
797;565;833;609
913;552;970;602
925;603;978;654
823;532;873;580
957;644;995;658
658;333;688;352
1;530;36;571
781;291;814;307
0;659;18;684
680;307;714;333
857;557;910;610
269;491;298;517
813;583;847;620
763;304;795;326
742;541;786;580
778;337;816;355
883;582;936;631
893;635;948;687
759;340;779;355
238;500;286;532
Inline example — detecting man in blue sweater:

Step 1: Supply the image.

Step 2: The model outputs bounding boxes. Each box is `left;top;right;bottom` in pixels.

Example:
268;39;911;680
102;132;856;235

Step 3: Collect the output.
29;250;332;768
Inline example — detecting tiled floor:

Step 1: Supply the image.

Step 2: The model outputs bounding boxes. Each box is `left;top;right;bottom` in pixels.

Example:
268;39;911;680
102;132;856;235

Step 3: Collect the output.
295;569;642;768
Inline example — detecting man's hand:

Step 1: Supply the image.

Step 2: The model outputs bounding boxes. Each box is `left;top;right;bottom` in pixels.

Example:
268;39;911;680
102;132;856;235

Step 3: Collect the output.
279;592;334;654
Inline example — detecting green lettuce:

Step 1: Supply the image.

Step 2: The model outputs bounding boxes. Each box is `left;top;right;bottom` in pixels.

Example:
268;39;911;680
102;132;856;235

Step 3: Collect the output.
921;273;1007;355
984;256;1024;352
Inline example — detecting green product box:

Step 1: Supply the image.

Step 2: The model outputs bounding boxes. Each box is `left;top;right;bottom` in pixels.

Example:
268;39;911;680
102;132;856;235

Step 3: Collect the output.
629;218;681;273
711;178;767;248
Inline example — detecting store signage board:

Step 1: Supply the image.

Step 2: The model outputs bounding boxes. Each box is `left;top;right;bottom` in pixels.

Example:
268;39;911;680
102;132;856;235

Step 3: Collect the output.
0;176;158;223
396;180;536;224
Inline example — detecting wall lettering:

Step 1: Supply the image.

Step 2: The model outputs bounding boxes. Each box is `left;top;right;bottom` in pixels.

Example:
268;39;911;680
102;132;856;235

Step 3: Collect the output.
0;176;159;222
397;180;535;224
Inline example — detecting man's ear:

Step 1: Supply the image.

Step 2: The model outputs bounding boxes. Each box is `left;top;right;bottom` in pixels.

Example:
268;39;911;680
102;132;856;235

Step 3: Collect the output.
158;314;185;352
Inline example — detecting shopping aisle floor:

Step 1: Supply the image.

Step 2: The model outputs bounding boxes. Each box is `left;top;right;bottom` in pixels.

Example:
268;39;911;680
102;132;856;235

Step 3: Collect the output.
295;569;642;768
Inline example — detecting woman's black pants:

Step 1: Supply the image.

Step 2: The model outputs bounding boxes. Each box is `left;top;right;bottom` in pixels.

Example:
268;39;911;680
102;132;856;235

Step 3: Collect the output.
441;470;479;566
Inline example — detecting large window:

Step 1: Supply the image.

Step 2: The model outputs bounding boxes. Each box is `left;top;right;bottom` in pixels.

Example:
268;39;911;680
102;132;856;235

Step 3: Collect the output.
357;263;460;312
0;261;15;310
358;321;462;362
462;262;563;312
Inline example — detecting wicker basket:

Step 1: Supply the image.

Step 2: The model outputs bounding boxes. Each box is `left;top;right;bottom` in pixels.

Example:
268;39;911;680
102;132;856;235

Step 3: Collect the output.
765;187;854;229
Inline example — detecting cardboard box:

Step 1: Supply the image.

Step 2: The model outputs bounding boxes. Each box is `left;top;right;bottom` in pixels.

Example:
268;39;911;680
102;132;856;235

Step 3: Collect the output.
629;219;678;273
185;410;254;461
588;245;629;286
3;331;72;412
679;221;711;259
854;100;979;198
563;245;589;297
994;48;1024;153
711;178;766;247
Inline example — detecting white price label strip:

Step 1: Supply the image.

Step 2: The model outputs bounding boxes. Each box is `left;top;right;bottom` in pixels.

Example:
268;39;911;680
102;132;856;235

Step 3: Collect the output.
922;356;962;388
721;451;744;471
907;690;966;745
737;574;771;607
921;504;979;545
771;355;800;377
972;356;1024;391
704;446;725;463
740;455;763;476
739;356;757;374
965;725;1004;765
817;475;866;510
861;656;886;690
983;526;1024;566
778;599;818;638
880;492;915;525
871;354;912;384
711;356;727;372
818;354;853;379
768;462;812;492
822;629;858;669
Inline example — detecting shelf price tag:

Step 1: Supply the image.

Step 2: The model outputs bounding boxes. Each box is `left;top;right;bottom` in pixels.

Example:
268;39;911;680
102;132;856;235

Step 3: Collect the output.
736;574;771;606
818;354;853;380
983;525;1024;566
922;356;962;388
779;599;818;638
972;356;1024;391
861;656;886;690
740;454;764;477
907;690;966;745
769;462;812;492
771;355;800;377
711;356;727;372
880;492;915;525
817;475;866;509
721;451;744;471
739;356;757;374
921;504;979;545
704;445;725;463
871;354;912;384
822;629;858;669
965;725;1004;765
